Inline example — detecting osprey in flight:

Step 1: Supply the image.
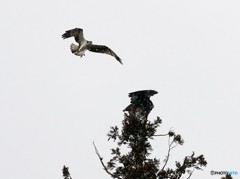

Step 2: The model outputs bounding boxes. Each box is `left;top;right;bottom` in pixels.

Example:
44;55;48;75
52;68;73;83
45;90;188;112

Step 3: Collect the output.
62;28;123;64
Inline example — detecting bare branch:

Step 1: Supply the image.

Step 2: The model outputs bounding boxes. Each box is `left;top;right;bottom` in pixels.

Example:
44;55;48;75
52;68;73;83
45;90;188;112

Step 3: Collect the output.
170;143;178;150
155;128;175;137
186;169;195;179
161;137;174;171
154;133;169;137
158;133;180;176
93;141;121;179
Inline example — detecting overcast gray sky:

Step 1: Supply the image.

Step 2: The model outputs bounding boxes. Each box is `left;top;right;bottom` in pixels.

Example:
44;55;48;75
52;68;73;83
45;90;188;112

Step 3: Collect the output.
0;0;239;178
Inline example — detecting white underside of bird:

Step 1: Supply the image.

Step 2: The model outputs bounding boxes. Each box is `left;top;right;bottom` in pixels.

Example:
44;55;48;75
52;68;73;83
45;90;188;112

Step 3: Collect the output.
70;40;88;57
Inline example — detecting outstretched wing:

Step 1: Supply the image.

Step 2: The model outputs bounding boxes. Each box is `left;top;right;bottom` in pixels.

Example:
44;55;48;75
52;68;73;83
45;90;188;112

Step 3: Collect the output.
129;90;158;98
62;28;84;44
124;90;158;113
87;44;123;64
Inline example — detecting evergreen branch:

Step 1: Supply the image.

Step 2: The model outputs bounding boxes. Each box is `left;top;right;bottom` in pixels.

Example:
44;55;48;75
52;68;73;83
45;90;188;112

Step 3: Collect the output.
62;165;72;179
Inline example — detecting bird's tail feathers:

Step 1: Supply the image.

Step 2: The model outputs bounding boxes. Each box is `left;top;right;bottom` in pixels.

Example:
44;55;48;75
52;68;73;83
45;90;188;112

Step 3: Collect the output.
70;44;79;53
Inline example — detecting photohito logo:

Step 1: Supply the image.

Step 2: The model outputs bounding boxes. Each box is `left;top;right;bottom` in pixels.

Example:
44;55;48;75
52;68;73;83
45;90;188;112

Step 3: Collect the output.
210;170;238;176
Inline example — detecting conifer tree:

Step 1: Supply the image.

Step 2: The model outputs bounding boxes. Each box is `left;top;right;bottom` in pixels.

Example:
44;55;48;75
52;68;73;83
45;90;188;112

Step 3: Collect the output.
93;90;207;179
62;90;235;178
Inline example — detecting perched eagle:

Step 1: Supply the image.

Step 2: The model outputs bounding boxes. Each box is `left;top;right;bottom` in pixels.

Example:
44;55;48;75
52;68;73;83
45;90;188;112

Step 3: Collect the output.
62;28;123;64
124;90;158;115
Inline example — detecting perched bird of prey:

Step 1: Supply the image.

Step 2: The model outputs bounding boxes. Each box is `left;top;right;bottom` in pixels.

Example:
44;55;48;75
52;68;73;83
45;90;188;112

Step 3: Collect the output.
62;28;123;64
124;90;158;116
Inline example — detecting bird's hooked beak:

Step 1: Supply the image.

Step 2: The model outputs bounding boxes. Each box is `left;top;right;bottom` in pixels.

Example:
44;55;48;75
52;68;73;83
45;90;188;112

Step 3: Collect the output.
87;41;93;45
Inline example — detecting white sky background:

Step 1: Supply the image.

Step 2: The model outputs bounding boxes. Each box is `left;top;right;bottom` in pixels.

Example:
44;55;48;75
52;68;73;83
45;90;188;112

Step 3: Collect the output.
0;0;240;178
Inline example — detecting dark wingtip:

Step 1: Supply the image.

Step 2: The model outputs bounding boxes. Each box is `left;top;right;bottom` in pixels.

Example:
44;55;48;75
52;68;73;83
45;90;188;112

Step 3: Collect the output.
62;34;67;39
61;31;70;39
119;60;123;65
128;90;158;97
116;57;123;65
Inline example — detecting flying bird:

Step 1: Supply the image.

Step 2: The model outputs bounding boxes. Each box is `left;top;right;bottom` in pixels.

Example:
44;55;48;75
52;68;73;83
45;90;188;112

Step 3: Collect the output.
62;28;122;64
